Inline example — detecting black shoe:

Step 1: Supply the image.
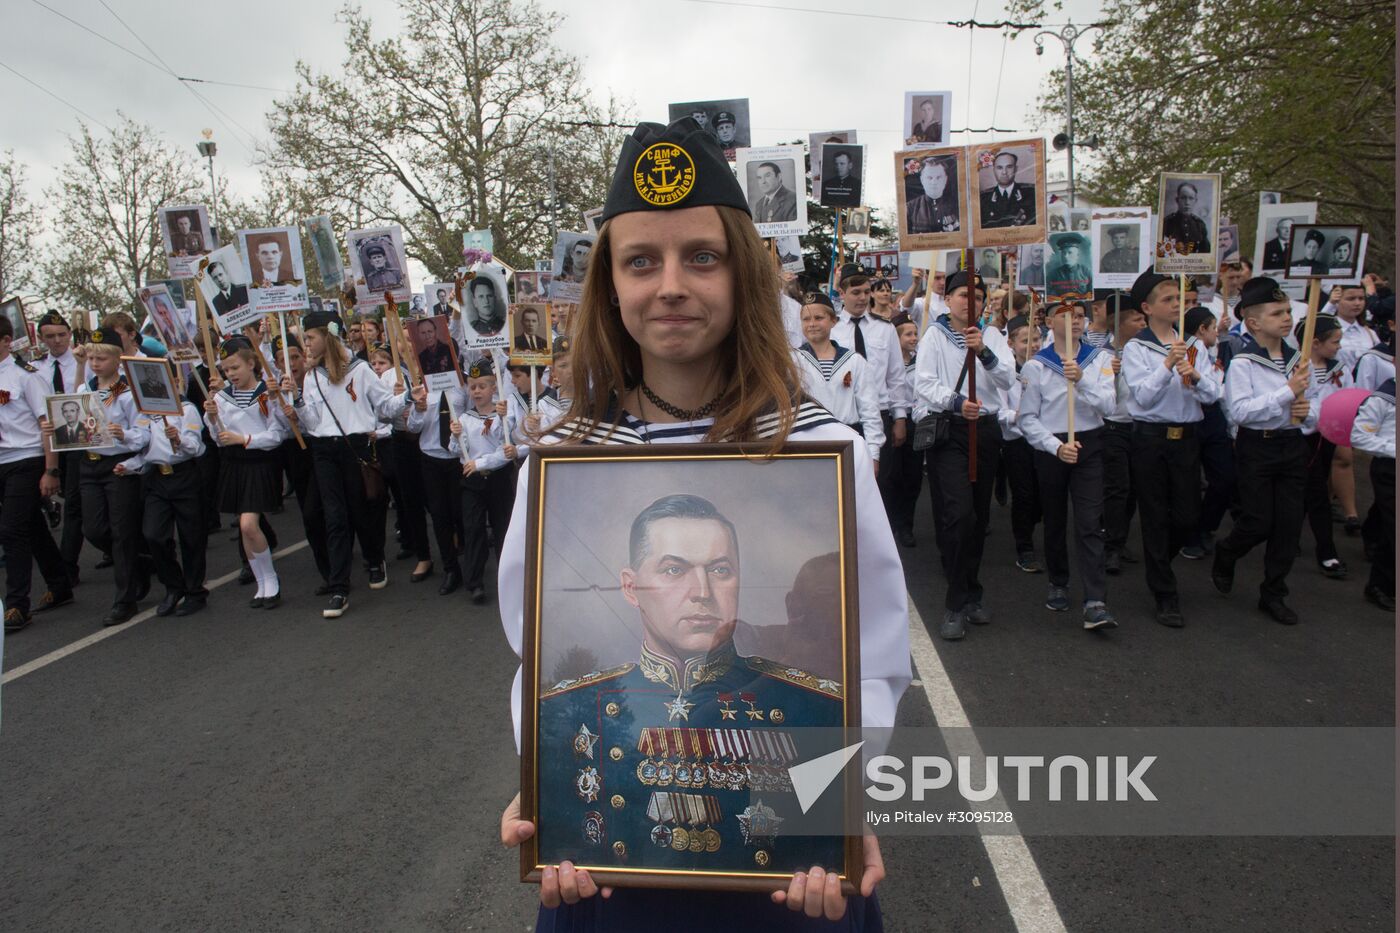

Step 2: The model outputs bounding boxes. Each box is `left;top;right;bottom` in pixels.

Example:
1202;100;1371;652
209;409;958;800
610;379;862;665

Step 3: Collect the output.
323;594;349;618
1210;556;1234;595
469;586;487;605
1319;559;1348;580
1258;598;1299;625
1016;553;1043;573
156;591;181;617
964;602;990;625
939;610;967;641
411;563;435;583
238;564;255;586
1155;597;1184;628
95;553;114;569
395;547;416;561
897;529;916;548
1105;549;1122;576
249;595;265;609
34;589;74;613
1045;586;1070;612
438;569;462;596
103;603;137;626
315;583;331;596
175;596;207;617
368;563;388;590
261;590;281;609
1343;516;1362;537
4;607;32;632
1364;586;1395;611
1179;545;1207;560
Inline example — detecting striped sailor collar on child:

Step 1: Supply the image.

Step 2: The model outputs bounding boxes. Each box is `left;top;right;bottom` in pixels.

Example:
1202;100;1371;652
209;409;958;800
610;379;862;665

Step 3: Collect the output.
545;399;839;446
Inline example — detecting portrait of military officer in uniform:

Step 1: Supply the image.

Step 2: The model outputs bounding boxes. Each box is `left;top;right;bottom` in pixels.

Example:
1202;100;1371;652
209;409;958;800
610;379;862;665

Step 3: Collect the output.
1160;180;1212;254
347;226;411;303
978;149;1038;229
412;317;456;376
902;154;961;236
1100;225;1141;274
1262;217;1300;270
467;277;507;335
361;243;402;291
819;145;863;209
667;99;750;161
747;161;798;224
167;212;205;255
1046;233;1093;299
532;491;848;879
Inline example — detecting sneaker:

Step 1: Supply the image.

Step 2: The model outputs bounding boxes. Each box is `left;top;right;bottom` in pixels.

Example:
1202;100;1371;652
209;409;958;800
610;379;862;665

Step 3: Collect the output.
1364;586;1395;611
1083;603;1119;630
4;607;32;633
938;610;967;641
1258;598;1299;625
1016;553;1043;573
368;563;388;590
1045;586;1070;612
1105;549;1122;576
1179;545;1208;560
1154;597;1184;628
964;602;990;625
1319;559;1348;580
323;594;349;618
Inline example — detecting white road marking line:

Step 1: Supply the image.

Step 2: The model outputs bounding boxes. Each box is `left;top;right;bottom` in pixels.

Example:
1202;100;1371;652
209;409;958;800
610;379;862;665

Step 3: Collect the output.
906;595;1068;933
2;541;309;685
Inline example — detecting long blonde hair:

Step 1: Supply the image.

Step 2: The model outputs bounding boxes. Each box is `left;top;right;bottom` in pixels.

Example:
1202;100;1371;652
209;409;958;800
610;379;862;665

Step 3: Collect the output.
309;327;351;384
564;206;802;452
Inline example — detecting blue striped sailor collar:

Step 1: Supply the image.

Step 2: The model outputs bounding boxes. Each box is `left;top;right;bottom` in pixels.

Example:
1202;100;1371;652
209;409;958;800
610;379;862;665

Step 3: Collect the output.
1235;334;1302;374
1033;338;1100;375
546;400;839;446
797;340;855;370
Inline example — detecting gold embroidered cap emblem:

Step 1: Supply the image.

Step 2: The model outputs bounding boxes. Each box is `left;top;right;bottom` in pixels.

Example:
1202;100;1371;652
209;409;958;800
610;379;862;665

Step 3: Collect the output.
634;143;696;207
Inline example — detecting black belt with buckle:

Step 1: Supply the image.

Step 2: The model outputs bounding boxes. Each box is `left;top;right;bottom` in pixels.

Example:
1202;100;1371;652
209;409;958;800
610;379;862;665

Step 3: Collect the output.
1132;421;1197;440
1238;427;1300;441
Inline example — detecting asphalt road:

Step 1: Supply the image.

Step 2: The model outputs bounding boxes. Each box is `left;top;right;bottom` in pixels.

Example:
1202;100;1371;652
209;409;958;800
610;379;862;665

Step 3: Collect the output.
0;468;1392;932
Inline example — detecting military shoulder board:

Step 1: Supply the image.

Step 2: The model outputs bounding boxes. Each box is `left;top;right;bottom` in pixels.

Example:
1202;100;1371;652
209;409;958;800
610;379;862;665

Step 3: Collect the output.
745;656;843;698
541;662;636;698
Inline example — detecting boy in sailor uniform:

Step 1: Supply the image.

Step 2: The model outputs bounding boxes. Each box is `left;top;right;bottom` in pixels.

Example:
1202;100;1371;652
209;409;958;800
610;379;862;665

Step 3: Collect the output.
791;290;884;466
450;356;516;605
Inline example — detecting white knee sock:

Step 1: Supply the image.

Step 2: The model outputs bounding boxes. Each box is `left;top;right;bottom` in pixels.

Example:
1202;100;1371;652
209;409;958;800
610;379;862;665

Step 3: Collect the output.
249;548;278;598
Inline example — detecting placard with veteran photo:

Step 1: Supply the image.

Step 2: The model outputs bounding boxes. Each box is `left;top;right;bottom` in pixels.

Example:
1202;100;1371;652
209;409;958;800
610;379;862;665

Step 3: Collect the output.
0;296;30;352
894;146;967;251
843;207;871;239
549;232;595;304
424;282;458;318
1090;207;1152;289
969;139;1046;247
45;392;112;452
404;315;461;392
667;99;750;160
137;283;200;363
463;266;510;350
773;235;804;273
197;245;259;333
122;356;182;418
582;207;604;236
508;303;552;367
1047;203;1069;233
1254;201;1318;274
347;225;412;306
158;204;216;279
1285;224;1364;280
1323;233;1370;289
513;271;546;303
519;443;862;893
1017;243;1047;288
734;146;805;239
819;144;863;209
808;130;855;201
303;214;345;290
856;248;900;283
1217;223;1242;264
902;91;952;147
152;278;187;309
1045;233;1093;300
1153;172;1221;275
239;226;308;314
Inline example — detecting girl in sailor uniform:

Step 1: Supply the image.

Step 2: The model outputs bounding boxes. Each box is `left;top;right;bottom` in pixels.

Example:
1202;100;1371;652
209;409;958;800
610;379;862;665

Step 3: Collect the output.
368;344;431;583
405;369;468;597
204;338;289;609
790;290;884;466
1296;317;1349;579
450;357;515;605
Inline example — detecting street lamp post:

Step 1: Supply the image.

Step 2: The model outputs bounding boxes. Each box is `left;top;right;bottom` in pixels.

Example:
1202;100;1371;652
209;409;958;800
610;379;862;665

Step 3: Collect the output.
1035;24;1102;208
196;130;218;233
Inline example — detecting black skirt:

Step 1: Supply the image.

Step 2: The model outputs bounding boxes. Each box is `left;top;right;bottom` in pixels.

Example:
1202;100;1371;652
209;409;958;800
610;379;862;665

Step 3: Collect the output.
217;446;283;514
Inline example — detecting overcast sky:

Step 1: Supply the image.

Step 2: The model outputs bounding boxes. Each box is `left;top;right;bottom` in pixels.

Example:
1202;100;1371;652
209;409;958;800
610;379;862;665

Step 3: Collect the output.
5;0;1106;229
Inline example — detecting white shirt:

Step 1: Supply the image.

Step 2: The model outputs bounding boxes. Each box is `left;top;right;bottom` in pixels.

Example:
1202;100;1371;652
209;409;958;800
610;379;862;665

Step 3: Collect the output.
1223;340;1314;433
1352;346;1395;392
792;344;884;460
36;348;79;395
1016;343;1117;455
206;382;290;450
0;355;51;463
406;385;467;461
83;377;150;458
906;293;950;334
831;310;909;418
1337;317;1378;374
454;406;511;473
1302;358;1349;436
125;402;206;472
1351;383;1395;458
1120;328;1221;423
913;316;1015;416
295;355;407;437
777;292;804;349
999;368;1026;440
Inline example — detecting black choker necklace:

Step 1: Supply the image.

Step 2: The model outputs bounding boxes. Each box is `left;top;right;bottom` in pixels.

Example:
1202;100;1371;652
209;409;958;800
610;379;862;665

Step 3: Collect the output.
639;382;721;420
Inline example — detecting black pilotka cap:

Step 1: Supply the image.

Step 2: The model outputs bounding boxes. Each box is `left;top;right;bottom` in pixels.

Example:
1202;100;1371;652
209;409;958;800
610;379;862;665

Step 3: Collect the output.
218;335;253;360
1295;315;1341;346
302;309;343;334
600;118;750;224
271;332;301;354
467;356;495;379
36;311;69;330
552;334;572;356
945;269;986;296
800;290;834;310
890;311;914;328
1237;276;1289;314
87;326;123;348
1128;270;1172;310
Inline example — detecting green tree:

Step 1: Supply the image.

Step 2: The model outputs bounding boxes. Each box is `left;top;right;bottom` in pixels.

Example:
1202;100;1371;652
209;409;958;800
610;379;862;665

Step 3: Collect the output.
0;151;39;300
1011;0;1396;274
263;0;629;281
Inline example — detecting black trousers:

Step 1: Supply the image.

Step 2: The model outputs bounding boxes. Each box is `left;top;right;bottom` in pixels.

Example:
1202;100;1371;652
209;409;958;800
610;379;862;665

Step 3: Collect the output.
461;468;516;590
1196;403;1236;539
1214;431;1307;601
422;453;464;572
887;430;924;535
1034;430;1107;603
58;450;84;576
80;454;147;606
0;456;68;614
928;417;1002;610
1129;424;1201;600
1366;457;1395;596
309;435;384;596
1302;432;1340;565
874;410;900;530
142;462;208;598
1001;436;1041;556
1101;421;1136;554
285;439;330;583
388;432;431;561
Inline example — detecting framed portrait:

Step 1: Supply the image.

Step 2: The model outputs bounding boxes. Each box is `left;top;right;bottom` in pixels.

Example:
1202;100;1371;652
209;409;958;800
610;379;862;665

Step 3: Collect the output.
1045;233;1093;300
347;225;413;306
424;281;459;318
550;233;596;304
1089;207;1152;289
463;228;495;256
408;294;428;318
303;215;345;290
774;235;805;274
137;283;200;363
808;130;855;201
519;442;863;893
1068;208;1091;233
158;204;216;279
1047;203;1068;233
1153;171;1222;275
152;278;187;309
404;315;462;392
894;146;967;252
856;248;900;286
1323;233;1370;289
1017;243;1047;289
1284;224;1364;281
122;356;182;417
197;244;259;333
323;298;342;317
46;392;112;452
736;146;807;239
818;145;863;209
514;271;542;303
1254;201;1318;275
843;208;871;239
0;296;30;352
667;98;750;160
508;303;552;367
969;138;1046;248
902;91;952;148
1258;191;1282;208
239;226;308;314
1217;223;1241;264
582;207;605;236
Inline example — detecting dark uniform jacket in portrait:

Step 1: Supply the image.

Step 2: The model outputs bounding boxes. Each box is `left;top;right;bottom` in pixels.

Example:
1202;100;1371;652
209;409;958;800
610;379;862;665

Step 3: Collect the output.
417;340;455;376
980;183;1037;228
173;232;205;255
212;284;249;316
1262;237;1289;270
366;266;403;291
906;194;960;234
535;640;845;876
1162;211;1211;254
1100;247;1140;274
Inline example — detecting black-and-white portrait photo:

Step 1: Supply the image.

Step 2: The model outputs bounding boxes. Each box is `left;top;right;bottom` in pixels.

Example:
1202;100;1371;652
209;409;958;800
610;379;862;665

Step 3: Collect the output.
774;235;804;273
1154;172;1222;275
1089;207;1152;289
819;144;863;209
1256;209;1315;272
123;357;182;417
582;207;604;236
1070;209;1091;232
1046;232;1093;299
667;98;750;159
424;282;457;318
1018;243;1047;288
975;248;1001;282
1258;191;1281;207
408;294;427;317
198;245;256;332
46;393;112;452
903;91;951;147
1218;224;1241;263
1100;224;1141;273
407;315;461;392
159;204;215;279
976;145;1039;230
549;232;594;304
508;303;552;367
138;284;199;363
1285;224;1364;280
464;268;510;351
736;146;806;238
845;207;871;238
0;297;28;351
808;130;854;201
347;225;412;306
895;148;966;251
